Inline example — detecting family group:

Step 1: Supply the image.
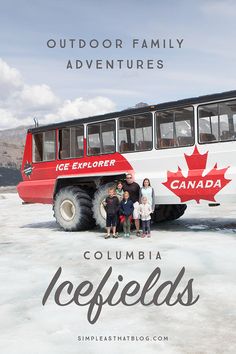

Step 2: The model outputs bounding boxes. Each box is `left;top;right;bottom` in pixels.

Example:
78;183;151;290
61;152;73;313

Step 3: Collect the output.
103;174;155;239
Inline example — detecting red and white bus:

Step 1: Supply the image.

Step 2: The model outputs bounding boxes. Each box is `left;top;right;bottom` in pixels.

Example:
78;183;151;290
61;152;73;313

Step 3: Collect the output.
17;90;236;230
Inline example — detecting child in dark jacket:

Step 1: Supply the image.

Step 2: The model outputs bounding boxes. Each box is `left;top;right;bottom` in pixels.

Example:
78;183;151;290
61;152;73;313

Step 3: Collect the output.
119;191;134;238
103;187;120;239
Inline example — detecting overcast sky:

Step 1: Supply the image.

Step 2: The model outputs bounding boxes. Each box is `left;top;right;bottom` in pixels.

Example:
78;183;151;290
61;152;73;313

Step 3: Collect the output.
0;0;236;129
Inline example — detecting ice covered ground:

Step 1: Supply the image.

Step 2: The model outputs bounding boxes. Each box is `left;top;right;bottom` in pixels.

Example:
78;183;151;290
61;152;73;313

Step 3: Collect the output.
0;193;236;354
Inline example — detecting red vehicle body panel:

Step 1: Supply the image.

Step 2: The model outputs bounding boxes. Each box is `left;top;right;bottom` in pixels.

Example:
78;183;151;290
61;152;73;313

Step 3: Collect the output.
17;133;133;204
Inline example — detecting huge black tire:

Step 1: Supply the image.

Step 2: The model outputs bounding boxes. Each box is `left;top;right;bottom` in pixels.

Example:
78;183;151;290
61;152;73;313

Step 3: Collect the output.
54;186;94;231
92;182;116;229
153;204;187;223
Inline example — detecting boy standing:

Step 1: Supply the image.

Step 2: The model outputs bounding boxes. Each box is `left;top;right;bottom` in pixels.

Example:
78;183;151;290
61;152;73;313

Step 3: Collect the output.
103;187;120;239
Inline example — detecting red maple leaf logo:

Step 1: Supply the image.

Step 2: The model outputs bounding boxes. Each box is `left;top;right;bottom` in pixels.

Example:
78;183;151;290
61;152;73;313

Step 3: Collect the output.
162;146;231;203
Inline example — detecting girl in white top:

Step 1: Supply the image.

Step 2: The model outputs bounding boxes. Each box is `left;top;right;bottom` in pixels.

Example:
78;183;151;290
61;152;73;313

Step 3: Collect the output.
139;196;152;238
140;178;155;212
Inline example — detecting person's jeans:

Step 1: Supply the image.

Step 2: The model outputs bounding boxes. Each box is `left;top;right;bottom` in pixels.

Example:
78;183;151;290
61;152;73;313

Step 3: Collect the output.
123;216;131;234
142;220;151;234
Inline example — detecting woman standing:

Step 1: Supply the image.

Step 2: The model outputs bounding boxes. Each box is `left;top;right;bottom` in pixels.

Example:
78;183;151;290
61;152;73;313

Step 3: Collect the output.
140;178;155;213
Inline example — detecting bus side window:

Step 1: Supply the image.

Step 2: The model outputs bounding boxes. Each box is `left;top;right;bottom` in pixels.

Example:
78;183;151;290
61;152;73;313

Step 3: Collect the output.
198;104;218;143
43;131;56;161
33;133;43;162
71;126;84;157
87;120;115;156
118;117;134;153
59;128;70;159
101;121;116;153
156;107;194;149
87;123;101;156
220;101;236;141
175;108;194;146
118;113;152;153
59;126;84;159
157;113;174;149
198;100;236;143
33;130;56;162
135;114;152;151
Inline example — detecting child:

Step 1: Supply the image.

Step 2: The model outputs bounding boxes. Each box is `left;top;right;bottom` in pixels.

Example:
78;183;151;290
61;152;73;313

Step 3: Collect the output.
103;187;120;239
115;180;124;202
139;196;152;238
119;191;134;238
115;181;124;236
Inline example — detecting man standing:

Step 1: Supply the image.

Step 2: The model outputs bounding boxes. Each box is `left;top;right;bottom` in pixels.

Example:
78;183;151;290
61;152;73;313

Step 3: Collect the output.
122;173;141;236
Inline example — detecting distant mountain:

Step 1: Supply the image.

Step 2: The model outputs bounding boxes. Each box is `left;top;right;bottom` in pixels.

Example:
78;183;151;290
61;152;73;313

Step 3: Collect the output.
125;102;149;110
0;126;30;185
0;140;24;169
0;125;32;145
0;126;29;170
134;102;149;108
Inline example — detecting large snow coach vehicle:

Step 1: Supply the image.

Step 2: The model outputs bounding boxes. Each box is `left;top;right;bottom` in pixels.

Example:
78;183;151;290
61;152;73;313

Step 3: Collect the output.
17;90;236;230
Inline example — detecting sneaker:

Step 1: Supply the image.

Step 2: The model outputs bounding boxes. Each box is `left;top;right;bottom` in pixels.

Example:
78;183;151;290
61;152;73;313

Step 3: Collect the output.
105;234;110;239
113;234;118;238
147;233;151;238
141;233;146;238
136;231;141;237
127;233;130;238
